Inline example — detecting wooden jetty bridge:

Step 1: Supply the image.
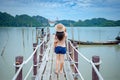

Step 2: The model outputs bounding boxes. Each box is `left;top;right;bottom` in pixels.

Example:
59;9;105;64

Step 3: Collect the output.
12;27;104;80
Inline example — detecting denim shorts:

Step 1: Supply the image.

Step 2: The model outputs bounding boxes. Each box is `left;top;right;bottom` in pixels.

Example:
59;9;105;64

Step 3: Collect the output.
55;46;66;54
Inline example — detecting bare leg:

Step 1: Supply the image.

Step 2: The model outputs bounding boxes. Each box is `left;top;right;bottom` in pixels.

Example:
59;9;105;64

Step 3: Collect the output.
59;54;64;73
55;54;60;74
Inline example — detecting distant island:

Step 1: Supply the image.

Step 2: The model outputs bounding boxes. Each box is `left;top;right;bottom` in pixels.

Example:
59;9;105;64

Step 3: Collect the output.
0;12;50;27
0;12;120;27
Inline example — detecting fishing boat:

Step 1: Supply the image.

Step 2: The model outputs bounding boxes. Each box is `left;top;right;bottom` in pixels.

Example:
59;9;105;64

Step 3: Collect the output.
69;39;120;45
115;32;120;40
115;36;120;40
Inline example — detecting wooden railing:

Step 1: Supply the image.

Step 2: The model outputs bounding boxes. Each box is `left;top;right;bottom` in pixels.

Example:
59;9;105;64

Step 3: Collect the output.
12;27;50;80
67;40;103;80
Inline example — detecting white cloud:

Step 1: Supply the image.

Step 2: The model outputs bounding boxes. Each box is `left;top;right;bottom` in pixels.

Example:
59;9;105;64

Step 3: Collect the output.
0;0;120;20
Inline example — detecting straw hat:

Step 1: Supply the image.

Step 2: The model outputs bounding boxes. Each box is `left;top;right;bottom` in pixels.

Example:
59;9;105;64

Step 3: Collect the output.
55;23;65;32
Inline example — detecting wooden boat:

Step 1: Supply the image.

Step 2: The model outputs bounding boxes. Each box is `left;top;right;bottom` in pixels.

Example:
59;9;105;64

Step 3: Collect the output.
115;32;120;40
115;36;120;40
69;39;120;45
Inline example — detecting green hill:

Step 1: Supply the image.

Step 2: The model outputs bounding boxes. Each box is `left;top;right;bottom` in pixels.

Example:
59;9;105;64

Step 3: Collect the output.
0;11;120;27
0;12;49;27
58;18;120;27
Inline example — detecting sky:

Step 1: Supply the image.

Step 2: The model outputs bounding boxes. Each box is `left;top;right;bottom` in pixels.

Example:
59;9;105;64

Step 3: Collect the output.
0;0;120;21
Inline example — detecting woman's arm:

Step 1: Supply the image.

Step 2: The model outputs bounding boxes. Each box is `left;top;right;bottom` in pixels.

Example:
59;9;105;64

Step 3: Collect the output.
54;35;58;48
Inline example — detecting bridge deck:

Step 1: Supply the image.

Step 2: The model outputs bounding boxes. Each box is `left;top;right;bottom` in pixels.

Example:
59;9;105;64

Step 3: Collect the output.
35;36;74;80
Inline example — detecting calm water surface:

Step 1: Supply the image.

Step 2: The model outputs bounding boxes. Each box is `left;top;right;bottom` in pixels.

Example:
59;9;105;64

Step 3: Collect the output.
0;27;36;80
78;45;120;80
0;27;120;80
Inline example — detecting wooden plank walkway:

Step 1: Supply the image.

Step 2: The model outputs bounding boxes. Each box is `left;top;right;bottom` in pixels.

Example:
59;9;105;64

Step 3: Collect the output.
35;35;74;80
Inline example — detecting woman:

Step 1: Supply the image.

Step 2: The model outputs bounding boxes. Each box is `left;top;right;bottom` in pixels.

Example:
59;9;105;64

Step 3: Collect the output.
54;23;67;74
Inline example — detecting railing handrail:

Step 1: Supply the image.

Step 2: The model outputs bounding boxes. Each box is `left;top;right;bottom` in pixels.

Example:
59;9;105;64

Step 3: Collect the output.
12;27;48;80
68;40;104;80
67;53;85;80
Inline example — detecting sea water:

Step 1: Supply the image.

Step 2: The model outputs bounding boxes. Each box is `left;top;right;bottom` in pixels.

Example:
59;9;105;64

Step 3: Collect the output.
0;27;120;80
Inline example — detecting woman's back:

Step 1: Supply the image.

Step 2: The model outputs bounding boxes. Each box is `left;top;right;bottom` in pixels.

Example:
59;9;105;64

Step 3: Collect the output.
56;32;67;47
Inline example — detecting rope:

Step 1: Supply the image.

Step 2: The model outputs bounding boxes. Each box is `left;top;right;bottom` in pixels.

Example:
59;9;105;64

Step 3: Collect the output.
68;40;90;63
25;40;44;64
68;40;104;80
68;54;84;80
24;65;33;80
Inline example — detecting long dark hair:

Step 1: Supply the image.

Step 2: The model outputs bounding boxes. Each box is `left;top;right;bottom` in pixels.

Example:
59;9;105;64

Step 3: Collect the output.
56;31;64;41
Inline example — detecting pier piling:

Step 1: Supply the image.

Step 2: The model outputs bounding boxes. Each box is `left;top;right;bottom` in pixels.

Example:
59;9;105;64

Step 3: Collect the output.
33;43;37;76
73;42;78;73
40;41;44;62
15;56;23;80
92;56;100;80
73;42;78;80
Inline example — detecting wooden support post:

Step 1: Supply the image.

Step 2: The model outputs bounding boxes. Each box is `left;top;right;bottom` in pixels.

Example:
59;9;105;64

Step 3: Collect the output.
70;42;74;60
47;33;50;42
68;42;71;61
33;43;37;76
41;28;44;38
15;56;23;80
73;42;78;73
47;27;50;42
73;42;78;80
68;42;71;54
40;41;44;62
71;43;74;72
68;41;73;59
92;56;100;80
44;41;47;49
44;41;46;50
